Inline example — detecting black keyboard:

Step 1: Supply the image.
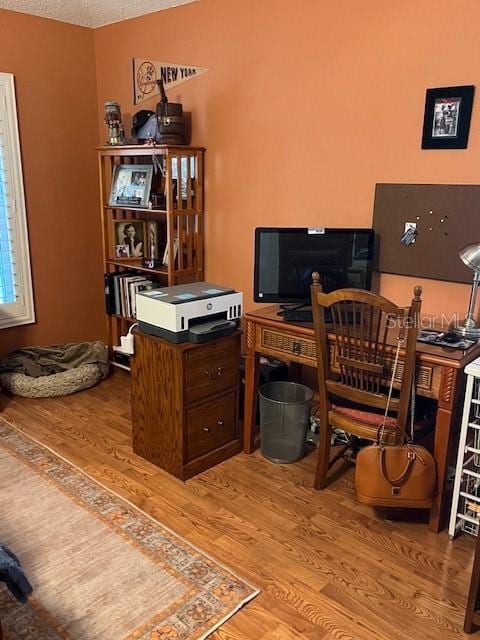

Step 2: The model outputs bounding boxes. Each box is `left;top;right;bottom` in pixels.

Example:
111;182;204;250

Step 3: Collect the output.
279;307;357;324
281;308;314;323
278;307;335;323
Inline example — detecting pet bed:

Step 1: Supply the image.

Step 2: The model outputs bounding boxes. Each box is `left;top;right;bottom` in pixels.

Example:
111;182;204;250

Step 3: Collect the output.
0;364;103;398
0;341;108;398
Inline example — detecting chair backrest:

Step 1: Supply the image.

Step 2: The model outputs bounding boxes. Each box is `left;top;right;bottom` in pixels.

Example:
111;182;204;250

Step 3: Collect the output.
310;272;422;431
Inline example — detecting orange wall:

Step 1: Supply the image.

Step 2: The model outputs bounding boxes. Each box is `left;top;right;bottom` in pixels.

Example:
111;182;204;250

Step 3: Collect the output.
0;10;103;355
94;0;480;323
2;1;479;356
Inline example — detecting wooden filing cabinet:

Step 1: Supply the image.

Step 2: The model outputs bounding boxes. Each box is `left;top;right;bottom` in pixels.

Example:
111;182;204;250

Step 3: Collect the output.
131;330;242;480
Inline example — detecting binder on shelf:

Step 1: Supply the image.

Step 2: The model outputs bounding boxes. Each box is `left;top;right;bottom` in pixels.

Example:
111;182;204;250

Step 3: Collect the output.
104;272;125;315
104;273;115;315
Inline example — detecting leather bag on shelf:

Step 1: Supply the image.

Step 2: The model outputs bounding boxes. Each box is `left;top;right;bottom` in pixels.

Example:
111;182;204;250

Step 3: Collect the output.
354;336;437;509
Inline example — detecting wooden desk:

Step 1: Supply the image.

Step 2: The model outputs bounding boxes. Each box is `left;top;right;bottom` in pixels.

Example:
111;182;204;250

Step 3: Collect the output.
243;305;480;533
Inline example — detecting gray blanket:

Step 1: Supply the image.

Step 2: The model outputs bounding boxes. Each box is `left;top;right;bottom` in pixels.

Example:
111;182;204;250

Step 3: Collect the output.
0;341;109;378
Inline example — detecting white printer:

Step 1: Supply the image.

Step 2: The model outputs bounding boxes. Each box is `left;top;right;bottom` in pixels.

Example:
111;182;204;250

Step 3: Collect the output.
136;282;243;343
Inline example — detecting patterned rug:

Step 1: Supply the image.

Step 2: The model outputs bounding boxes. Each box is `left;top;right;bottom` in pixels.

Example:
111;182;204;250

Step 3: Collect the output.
0;419;258;639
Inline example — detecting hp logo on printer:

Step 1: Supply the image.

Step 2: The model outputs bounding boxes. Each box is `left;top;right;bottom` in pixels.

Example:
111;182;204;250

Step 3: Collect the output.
207;302;213;310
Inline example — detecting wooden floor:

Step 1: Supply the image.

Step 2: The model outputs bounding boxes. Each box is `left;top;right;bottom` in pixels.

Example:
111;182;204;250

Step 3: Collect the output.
1;369;477;639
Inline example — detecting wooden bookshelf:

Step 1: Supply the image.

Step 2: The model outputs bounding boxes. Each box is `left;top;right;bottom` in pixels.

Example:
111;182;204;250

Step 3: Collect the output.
98;144;205;353
105;259;169;275
105;205;168;214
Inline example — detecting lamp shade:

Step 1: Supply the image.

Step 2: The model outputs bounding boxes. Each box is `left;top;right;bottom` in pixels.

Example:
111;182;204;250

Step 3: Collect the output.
460;243;480;272
451;241;480;338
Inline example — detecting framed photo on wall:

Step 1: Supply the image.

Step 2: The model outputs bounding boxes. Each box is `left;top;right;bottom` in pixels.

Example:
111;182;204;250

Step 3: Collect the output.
112;220;146;259
421;85;475;149
109;164;153;208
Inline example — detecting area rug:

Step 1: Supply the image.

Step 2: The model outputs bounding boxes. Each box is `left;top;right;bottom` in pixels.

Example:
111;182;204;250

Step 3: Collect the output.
0;419;258;639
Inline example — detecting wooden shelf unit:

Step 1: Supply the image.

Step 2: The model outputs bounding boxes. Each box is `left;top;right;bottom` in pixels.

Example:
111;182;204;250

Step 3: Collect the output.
97;144;205;351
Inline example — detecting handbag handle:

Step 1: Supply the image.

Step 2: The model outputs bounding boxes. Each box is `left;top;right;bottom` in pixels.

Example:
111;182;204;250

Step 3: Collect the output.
379;447;417;486
378;335;403;445
375;422;409;446
377;329;417;446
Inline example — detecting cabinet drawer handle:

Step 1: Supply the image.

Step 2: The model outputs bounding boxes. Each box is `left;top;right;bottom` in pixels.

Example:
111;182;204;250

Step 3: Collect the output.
203;420;224;433
204;366;223;379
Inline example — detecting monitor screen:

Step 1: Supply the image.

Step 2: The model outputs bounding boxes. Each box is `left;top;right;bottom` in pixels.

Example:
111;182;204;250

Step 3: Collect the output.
254;227;375;304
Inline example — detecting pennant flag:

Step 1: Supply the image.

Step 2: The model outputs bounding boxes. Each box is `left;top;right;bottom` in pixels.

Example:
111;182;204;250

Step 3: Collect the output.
133;58;209;105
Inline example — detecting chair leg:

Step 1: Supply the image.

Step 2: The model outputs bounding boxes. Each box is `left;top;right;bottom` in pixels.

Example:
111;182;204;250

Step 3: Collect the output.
314;410;331;490
328;441;352;469
350;435;360;458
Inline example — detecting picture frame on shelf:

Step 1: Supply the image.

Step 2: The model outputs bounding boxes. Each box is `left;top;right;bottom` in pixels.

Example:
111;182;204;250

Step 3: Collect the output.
146;220;159;259
115;244;130;259
162;236;179;266
108;164;153;208
421;85;475;149
142;257;162;269
112;220;146;259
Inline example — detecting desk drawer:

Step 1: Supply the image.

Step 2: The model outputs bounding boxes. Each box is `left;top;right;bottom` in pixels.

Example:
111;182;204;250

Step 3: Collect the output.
186;338;239;404
186;392;237;461
260;327;318;364
259;327;435;394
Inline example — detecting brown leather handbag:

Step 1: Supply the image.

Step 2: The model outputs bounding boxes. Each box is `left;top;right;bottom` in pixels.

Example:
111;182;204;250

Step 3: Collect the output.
354;337;437;509
355;439;436;508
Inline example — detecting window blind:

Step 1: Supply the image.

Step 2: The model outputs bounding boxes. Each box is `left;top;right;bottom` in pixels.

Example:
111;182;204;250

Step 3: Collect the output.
0;73;34;329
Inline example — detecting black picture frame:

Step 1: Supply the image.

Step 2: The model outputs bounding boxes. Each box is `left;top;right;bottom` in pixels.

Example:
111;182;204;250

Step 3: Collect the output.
421;85;475;149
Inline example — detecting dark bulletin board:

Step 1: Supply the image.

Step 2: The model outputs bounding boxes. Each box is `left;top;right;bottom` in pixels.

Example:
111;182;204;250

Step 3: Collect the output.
372;183;480;284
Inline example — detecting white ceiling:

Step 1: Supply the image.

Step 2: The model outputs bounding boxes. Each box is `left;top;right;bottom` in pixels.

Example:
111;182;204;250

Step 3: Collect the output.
0;0;199;28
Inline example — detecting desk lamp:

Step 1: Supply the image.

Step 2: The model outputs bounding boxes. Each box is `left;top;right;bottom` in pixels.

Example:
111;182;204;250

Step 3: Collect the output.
451;242;480;339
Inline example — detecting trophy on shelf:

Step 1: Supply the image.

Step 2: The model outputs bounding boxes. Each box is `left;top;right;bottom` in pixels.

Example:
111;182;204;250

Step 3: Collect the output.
104;101;125;146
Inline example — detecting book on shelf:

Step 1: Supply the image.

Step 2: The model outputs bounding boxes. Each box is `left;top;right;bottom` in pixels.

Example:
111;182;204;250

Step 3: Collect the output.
104;272;156;319
128;278;153;317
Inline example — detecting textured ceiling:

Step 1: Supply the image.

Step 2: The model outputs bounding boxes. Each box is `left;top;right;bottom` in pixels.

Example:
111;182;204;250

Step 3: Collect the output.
0;0;199;28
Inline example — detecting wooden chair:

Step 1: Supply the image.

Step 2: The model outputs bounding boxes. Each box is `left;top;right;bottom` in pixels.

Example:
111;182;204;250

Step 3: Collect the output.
310;272;422;490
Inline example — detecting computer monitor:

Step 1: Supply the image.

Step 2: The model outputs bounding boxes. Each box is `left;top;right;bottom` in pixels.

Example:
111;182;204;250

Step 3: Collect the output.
253;227;375;304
